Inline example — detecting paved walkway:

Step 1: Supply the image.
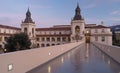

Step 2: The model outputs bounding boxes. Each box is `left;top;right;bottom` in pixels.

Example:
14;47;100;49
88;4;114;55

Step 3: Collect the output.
27;43;120;73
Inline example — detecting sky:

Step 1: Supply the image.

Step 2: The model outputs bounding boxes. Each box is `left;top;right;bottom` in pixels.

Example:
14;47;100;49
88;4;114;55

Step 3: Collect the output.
0;0;120;28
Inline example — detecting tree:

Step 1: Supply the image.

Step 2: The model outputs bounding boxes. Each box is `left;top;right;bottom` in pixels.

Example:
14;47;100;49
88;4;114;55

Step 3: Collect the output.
5;33;31;52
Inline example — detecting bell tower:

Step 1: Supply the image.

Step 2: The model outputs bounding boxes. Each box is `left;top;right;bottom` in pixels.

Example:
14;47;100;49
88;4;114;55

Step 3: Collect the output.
21;8;36;48
71;3;85;42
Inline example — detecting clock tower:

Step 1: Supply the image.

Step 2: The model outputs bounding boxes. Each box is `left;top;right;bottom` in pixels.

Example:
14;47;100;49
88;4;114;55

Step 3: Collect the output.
71;3;85;42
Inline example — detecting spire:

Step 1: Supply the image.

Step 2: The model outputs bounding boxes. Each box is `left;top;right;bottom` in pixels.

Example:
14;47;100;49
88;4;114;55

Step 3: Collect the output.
23;8;34;23
73;3;83;20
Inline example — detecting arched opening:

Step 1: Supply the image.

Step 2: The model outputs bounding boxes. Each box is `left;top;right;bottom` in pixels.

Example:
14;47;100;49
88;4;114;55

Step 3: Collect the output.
37;43;39;48
47;37;50;41
24;28;27;33
52;37;55;41
41;44;45;47
52;43;55;46
75;26;80;33
32;28;34;34
46;44;50;46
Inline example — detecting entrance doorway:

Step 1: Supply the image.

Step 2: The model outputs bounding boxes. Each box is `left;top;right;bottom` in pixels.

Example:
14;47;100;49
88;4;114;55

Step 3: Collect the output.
85;31;90;43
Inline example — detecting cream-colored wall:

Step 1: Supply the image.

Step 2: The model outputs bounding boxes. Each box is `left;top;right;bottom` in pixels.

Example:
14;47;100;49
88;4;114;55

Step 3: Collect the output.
36;30;71;35
71;20;85;42
0;41;83;73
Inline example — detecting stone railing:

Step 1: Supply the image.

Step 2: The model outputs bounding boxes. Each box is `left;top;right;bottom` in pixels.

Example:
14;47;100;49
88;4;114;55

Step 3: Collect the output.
92;42;120;64
0;41;84;73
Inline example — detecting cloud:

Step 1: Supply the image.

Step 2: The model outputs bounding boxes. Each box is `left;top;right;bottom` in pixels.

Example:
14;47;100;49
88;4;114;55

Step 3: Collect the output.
110;10;120;15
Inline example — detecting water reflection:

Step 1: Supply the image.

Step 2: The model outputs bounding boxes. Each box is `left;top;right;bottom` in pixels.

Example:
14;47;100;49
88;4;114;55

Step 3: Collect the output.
27;43;120;73
48;65;51;73
61;57;64;63
85;43;90;58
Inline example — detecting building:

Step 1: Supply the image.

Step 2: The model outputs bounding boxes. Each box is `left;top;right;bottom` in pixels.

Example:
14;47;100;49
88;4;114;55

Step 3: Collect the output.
0;4;112;49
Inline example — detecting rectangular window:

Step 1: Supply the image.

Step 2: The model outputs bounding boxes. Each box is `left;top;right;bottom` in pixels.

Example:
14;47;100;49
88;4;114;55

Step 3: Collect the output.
95;29;98;33
102;29;105;33
101;36;105;42
41;37;45;41
95;36;98;41
36;38;39;41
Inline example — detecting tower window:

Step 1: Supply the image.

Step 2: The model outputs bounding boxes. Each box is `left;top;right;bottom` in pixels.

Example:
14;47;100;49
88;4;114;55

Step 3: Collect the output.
75;26;80;33
24;28;27;33
32;28;34;34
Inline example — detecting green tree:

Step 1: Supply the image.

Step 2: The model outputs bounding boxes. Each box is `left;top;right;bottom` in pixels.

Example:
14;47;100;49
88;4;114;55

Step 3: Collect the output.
5;33;31;52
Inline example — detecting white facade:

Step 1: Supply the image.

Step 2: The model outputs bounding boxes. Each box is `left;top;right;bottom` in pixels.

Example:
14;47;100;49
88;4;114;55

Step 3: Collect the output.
0;4;113;50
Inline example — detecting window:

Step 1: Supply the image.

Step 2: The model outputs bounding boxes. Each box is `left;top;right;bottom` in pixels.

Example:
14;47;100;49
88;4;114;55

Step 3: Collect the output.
52;37;55;41
59;32;61;35
4;37;9;41
0;37;2;41
52;44;55;46
36;38;39;41
95;29;98;33
102;29;105;33
57;37;60;41
101;36;105;42
95;36;98;41
68;37;71;42
37;44;39;48
32;28;34;34
62;37;66;41
24;28;27;33
46;44;50;46
47;37;50;41
41;37;45;41
41;44;45;47
75;26;80;33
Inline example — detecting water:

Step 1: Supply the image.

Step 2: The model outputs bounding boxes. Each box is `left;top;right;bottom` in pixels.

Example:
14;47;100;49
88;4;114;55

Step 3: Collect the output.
27;43;120;73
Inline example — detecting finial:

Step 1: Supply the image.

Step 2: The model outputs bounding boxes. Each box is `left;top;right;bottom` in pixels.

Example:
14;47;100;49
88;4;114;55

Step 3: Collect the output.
101;21;104;25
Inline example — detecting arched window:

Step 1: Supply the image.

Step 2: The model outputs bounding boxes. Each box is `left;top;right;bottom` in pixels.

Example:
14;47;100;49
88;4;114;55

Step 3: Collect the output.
46;44;50;46
52;37;55;41
24;28;27;33
41;44;45;47
37;44;39;48
52;44;55;46
46;37;50;41
75;26;80;33
32;28;34;34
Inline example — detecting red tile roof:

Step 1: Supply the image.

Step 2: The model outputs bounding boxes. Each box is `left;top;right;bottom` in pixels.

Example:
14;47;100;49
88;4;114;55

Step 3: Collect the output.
85;25;109;28
0;24;21;30
36;27;71;31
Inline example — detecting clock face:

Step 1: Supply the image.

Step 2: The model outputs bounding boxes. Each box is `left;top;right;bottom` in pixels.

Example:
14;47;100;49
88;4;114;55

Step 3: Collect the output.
75;26;80;33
